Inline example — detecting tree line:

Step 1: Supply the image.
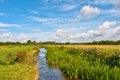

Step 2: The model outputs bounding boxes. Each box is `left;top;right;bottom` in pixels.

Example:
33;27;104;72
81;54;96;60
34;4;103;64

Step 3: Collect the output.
0;40;120;45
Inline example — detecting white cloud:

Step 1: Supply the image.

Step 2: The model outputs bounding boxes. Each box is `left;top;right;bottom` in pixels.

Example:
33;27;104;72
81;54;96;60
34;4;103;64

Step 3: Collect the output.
32;28;41;32
49;21;117;42
101;9;120;16
60;5;77;11
0;32;29;42
80;5;100;19
116;0;120;8
27;16;58;23
0;22;21;27
68;19;79;22
94;0;114;4
31;11;39;14
113;26;120;35
0;29;9;33
112;26;120;40
27;16;81;24
99;21;116;30
56;29;69;37
72;21;116;39
0;21;119;43
41;29;70;42
39;0;77;4
0;13;4;16
27;16;67;24
94;0;120;9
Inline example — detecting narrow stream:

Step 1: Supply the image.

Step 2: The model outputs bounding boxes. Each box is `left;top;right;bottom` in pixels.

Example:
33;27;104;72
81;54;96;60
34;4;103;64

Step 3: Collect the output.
38;48;67;80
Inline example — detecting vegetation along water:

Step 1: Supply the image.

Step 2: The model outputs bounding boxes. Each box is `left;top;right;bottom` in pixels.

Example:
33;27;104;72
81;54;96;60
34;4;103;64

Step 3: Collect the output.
46;45;120;80
0;45;40;80
0;44;120;80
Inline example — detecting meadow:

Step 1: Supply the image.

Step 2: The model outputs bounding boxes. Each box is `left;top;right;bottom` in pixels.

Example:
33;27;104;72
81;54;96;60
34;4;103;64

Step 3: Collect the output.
0;45;40;80
46;45;120;80
0;44;120;80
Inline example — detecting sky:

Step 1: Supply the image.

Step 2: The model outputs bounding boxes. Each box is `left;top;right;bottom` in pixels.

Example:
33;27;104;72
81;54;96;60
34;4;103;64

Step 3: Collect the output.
0;0;120;43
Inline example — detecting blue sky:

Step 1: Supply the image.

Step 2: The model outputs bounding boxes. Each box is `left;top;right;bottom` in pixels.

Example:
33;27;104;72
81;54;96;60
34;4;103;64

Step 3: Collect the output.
0;0;120;42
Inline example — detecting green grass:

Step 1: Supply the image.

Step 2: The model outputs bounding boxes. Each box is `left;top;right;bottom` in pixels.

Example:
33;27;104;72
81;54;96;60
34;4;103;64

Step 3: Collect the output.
0;64;36;80
46;46;120;80
0;45;40;80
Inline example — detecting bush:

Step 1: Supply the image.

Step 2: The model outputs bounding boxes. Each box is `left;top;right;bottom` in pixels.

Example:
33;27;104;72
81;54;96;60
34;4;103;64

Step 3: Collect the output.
67;48;79;55
59;46;65;50
105;54;120;68
82;48;100;63
16;51;27;63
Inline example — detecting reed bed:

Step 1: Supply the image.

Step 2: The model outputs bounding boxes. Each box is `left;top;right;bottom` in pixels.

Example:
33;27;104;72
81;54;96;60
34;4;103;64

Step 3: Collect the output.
46;45;120;80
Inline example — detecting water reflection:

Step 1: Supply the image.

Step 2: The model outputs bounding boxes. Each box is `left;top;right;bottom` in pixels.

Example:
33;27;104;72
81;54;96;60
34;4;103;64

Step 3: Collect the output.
38;48;66;80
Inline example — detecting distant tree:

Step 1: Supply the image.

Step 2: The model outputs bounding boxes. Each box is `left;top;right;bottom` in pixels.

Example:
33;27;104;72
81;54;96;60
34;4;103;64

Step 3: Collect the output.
0;42;4;45
65;42;70;44
38;41;42;44
15;42;21;45
116;40;120;45
32;41;37;45
27;40;32;44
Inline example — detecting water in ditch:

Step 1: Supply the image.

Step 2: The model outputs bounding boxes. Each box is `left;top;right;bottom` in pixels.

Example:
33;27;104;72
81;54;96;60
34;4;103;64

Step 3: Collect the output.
38;48;68;80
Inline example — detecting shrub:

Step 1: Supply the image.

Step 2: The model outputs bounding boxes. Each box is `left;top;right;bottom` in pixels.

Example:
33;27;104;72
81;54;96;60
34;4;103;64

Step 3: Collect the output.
16;51;27;63
67;48;79;55
105;54;120;68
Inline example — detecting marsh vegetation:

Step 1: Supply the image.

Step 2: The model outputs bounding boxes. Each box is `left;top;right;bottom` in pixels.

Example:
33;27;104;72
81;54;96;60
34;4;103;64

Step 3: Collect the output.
0;45;39;80
0;44;120;80
46;45;120;80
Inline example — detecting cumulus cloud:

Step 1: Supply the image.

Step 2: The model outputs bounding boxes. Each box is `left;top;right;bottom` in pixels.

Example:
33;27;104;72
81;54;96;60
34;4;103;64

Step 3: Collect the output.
0;21;118;43
56;29;69;37
0;32;29;42
113;26;120;35
0;22;20;27
99;21;116;30
44;29;71;42
71;21;116;39
112;26;120;40
80;5;100;19
50;21;117;42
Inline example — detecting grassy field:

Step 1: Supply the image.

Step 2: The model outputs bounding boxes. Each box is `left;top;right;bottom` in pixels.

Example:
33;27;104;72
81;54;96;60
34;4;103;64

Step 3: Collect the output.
46;45;120;80
0;45;120;80
0;45;40;80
